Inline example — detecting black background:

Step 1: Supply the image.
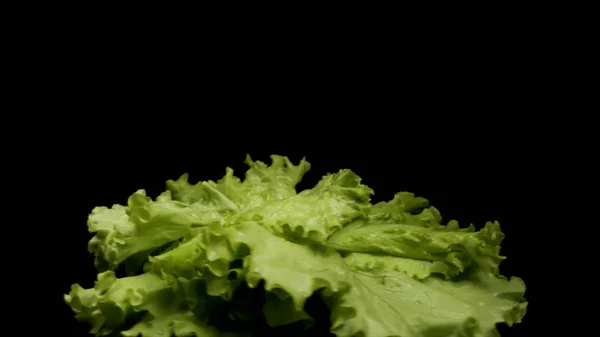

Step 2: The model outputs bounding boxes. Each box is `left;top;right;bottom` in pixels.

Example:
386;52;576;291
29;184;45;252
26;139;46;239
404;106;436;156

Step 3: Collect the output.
8;7;583;335
28;30;549;335
53;112;538;336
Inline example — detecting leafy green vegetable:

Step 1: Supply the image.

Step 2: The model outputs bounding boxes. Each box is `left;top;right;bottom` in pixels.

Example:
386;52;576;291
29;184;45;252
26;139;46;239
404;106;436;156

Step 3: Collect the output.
66;155;527;336
239;169;373;245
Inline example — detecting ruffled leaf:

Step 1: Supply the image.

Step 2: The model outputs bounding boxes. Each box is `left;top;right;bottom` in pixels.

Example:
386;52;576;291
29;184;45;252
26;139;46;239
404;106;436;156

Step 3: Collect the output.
121;311;238;337
344;252;461;280
64;271;172;335
326;268;527;337
147;225;239;299
169;155;311;213
368;192;444;229
328;220;506;275
87;190;206;271
227;222;350;327
241;169;374;245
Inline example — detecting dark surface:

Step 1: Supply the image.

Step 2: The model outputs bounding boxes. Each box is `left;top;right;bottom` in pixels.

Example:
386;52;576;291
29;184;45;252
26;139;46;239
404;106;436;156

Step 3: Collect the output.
12;18;560;335
50;128;537;336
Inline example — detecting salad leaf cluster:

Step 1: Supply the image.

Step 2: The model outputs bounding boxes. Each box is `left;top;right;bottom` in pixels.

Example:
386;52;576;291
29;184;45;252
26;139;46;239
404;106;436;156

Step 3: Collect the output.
65;155;527;336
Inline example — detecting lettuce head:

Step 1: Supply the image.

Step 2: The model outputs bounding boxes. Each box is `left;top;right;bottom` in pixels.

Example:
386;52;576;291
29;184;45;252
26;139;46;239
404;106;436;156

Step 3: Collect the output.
65;154;527;336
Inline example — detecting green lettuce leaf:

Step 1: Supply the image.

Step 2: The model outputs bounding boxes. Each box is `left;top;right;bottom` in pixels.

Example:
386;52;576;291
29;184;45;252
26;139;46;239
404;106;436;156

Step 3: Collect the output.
344;252;460;280
226;221;351;327
368;192;444;229
146;224;239;299
224;155;311;211
121;311;241;337
88;190;200;271
240;169;374;245
65;271;241;336
168;155;310;212
328;219;505;276
64;271;172;335
166;174;239;214
327;258;527;337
